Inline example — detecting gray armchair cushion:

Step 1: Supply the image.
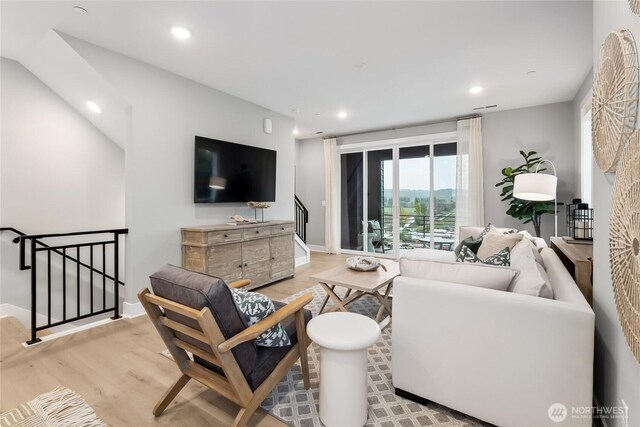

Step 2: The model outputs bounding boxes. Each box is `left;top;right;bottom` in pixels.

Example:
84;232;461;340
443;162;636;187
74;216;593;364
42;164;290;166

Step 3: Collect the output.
194;300;312;391
149;264;257;379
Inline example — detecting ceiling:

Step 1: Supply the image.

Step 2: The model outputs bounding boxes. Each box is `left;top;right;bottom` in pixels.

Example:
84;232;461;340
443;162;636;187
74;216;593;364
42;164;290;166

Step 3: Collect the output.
1;1;593;140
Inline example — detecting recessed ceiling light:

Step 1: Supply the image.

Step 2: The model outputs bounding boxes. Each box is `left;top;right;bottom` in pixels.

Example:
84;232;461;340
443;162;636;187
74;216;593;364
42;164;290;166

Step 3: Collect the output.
293;129;299;136
337;111;348;119
469;86;484;95
170;26;192;40
72;6;88;14
86;100;102;113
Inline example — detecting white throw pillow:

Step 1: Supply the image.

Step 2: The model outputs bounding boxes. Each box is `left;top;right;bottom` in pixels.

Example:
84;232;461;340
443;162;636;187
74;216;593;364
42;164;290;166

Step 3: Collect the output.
477;228;524;260
517;230;548;251
509;240;554;298
399;258;518;291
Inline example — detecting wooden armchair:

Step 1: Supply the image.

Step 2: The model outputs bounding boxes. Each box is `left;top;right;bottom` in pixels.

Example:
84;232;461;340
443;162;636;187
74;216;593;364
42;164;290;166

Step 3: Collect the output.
139;265;312;427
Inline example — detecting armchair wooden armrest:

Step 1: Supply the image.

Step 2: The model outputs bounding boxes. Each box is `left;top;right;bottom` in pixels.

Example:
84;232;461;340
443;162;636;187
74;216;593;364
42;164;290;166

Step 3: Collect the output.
228;279;252;289
218;293;313;353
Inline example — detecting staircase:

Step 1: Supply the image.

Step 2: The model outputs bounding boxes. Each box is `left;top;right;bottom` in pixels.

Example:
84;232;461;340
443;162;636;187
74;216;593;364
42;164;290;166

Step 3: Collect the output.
294;196;311;266
0;227;127;344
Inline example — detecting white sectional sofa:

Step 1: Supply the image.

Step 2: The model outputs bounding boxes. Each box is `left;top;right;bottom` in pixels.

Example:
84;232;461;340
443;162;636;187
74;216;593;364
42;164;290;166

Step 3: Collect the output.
392;228;595;427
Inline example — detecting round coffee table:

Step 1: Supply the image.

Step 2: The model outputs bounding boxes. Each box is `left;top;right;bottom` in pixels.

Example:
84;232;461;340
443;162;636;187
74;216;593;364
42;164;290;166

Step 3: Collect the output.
307;312;381;427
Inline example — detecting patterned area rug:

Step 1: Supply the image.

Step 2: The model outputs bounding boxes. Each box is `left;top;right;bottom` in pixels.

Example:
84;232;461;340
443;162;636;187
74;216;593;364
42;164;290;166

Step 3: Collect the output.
260;285;489;427
0;386;106;427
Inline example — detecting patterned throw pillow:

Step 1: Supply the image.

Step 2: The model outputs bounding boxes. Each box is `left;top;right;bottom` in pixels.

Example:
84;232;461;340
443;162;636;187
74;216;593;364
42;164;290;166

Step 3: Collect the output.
454;237;483;256
230;288;291;347
456;245;511;266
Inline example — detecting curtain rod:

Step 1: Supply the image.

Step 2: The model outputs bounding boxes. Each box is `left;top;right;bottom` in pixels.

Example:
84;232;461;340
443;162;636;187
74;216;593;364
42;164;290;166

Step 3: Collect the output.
324;114;480;140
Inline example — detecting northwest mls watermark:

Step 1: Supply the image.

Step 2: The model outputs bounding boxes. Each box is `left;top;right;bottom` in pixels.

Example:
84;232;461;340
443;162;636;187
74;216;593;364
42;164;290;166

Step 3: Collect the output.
548;403;627;423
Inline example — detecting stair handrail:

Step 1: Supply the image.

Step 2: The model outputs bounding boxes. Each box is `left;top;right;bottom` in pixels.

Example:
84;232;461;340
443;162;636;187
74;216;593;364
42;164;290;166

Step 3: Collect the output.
0;227;128;286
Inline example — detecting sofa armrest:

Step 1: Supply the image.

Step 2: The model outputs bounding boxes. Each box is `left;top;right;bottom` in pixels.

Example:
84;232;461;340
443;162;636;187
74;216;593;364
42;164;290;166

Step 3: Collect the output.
392;276;594;427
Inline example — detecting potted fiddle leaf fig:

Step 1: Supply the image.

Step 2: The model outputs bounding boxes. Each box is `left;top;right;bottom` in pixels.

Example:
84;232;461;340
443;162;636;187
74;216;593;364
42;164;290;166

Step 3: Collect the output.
495;150;555;237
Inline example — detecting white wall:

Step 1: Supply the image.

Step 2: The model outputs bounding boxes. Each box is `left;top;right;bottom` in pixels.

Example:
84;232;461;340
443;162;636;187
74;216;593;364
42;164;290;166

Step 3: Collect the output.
482;102;578;241
0;57;125;311
592;2;640;426
62;36;296;304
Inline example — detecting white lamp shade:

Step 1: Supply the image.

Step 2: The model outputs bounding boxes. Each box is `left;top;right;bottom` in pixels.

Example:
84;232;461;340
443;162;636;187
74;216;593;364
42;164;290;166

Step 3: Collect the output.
513;173;557;201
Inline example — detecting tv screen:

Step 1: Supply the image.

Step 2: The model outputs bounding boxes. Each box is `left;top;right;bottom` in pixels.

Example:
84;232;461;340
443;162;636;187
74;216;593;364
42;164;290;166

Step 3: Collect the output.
194;136;277;203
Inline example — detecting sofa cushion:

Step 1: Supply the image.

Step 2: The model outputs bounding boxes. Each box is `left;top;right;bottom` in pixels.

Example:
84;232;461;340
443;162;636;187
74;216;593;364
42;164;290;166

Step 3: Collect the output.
508;241;554;298
477;228;523;260
230;288;291;347
457;245;511;266
149;264;257;380
400;258;517;291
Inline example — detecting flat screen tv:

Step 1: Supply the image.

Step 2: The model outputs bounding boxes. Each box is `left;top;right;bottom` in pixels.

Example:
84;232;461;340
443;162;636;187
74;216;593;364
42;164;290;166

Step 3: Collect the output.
194;136;277;203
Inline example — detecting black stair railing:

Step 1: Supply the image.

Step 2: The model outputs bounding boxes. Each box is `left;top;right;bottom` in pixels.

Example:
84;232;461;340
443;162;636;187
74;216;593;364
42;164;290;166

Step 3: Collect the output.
1;227;128;344
294;195;309;243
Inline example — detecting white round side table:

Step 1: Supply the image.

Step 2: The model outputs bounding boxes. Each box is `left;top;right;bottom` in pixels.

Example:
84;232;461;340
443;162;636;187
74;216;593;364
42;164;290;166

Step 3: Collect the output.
307;312;381;427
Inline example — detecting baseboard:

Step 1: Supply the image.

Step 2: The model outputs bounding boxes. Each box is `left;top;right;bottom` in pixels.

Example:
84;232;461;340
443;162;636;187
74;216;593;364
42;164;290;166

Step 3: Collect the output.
0;303;55;330
295;255;310;267
123;301;145;318
306;244;326;252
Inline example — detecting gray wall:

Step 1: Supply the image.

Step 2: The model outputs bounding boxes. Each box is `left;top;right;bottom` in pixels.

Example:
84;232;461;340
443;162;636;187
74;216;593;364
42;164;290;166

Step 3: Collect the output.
482;102;578;241
295;138;326;248
592;2;640;426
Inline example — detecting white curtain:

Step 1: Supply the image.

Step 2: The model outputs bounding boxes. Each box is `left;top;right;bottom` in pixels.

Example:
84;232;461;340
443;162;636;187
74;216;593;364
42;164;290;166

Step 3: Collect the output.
455;117;484;240
323;137;340;254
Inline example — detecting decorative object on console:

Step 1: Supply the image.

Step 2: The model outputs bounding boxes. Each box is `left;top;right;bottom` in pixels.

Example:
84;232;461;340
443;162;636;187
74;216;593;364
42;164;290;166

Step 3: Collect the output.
513;158;558;237
228;214;258;225
566;199;594;240
246;201;271;222
610;129;640;364
592;29;639;173
346;256;388;272
631;0;640;15
495;151;555;237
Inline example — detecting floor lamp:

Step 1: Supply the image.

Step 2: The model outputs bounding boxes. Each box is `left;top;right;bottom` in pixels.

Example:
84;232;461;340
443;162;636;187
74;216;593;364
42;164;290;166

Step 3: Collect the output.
512;160;558;237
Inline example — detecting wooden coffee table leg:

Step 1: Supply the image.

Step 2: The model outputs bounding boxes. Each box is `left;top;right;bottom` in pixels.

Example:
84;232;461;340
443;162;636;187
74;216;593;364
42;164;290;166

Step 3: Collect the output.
320;283;348;313
318;284;334;314
375;284;393;323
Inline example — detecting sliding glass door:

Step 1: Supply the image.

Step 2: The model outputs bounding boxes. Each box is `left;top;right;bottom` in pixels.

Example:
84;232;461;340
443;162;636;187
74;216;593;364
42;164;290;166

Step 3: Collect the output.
340;137;457;256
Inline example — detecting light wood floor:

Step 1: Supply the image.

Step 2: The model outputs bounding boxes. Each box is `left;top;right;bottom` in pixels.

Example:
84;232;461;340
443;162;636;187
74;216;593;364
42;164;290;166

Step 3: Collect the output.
0;252;349;427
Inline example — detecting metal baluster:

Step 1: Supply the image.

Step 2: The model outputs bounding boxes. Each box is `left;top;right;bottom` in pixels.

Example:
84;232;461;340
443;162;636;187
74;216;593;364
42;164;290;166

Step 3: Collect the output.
47;249;51;325
90;245;94;314
28;238;40;344
111;234;121;319
77;246;81;317
102;243;106;311
62;248;66;321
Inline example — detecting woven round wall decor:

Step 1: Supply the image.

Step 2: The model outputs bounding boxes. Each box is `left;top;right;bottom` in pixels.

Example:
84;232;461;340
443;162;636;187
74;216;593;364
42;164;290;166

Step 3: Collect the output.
592;29;639;173
610;130;640;364
630;0;640;16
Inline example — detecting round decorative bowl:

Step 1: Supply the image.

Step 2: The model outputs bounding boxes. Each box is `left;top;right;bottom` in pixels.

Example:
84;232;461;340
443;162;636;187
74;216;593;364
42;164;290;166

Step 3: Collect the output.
346;256;387;272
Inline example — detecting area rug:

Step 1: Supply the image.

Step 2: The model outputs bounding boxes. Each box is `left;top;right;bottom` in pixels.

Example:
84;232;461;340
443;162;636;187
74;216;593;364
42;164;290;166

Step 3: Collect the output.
259;285;489;427
0;386;107;427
